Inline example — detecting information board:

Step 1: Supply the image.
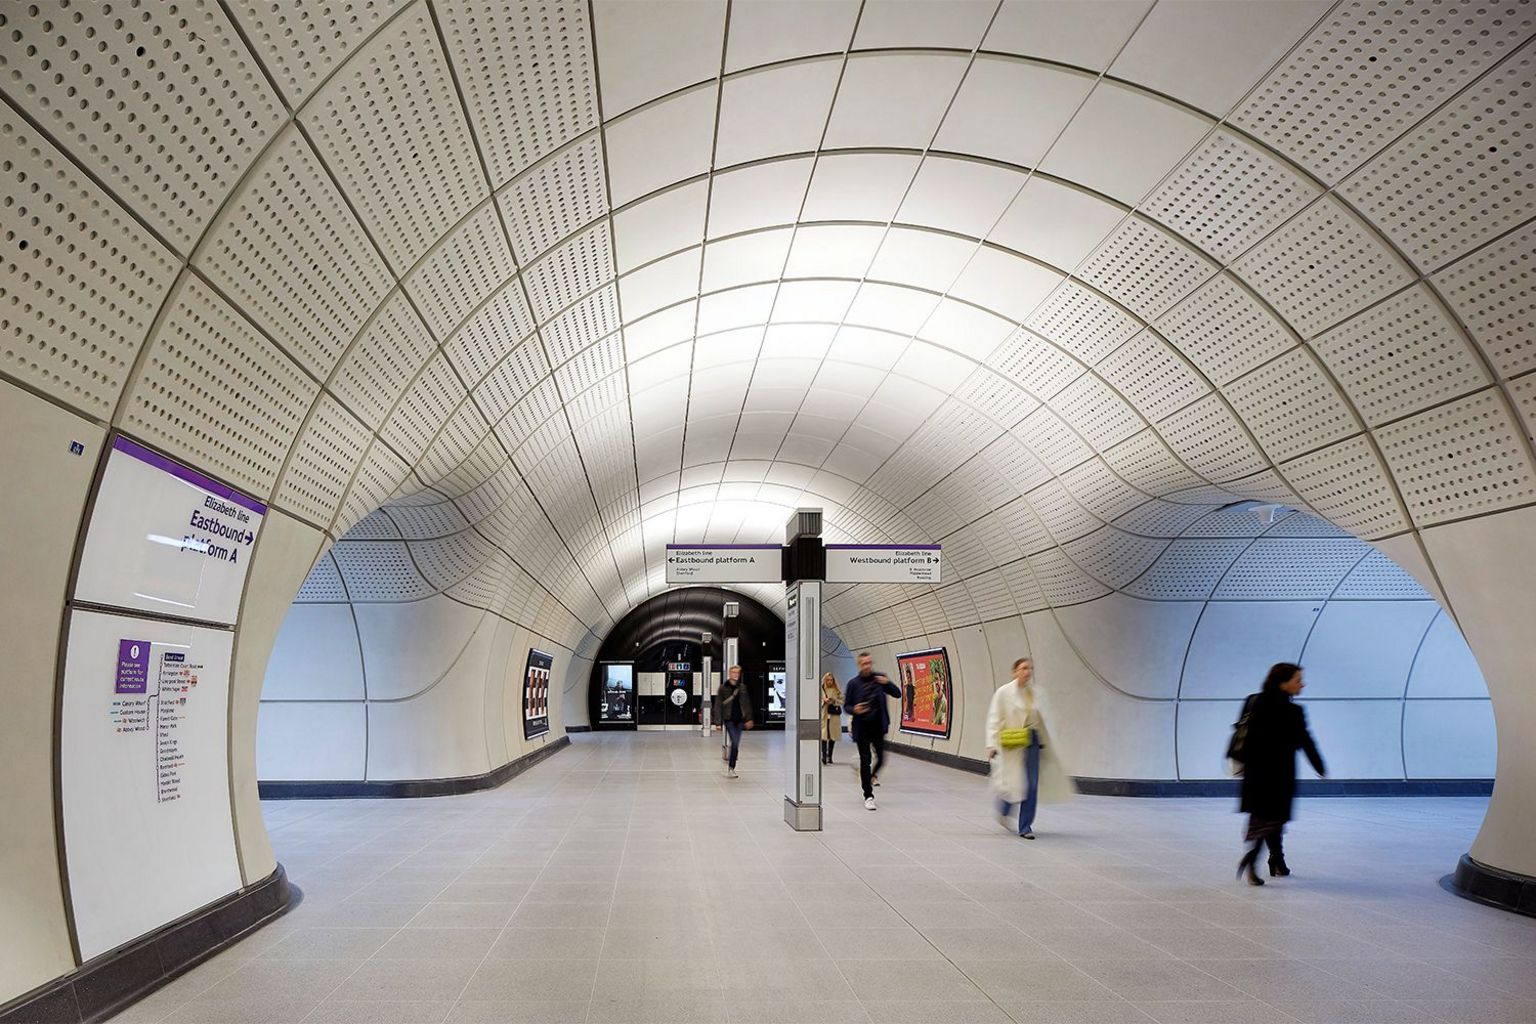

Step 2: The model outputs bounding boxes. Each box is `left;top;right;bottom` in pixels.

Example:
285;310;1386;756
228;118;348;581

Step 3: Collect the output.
825;544;941;584
897;646;953;740
598;663;634;724
523;648;553;739
61;610;241;959
75;437;265;624
664;544;781;584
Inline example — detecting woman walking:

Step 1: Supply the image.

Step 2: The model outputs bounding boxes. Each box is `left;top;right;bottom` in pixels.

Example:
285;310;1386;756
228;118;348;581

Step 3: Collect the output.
819;673;843;764
1231;662;1326;885
985;658;1072;839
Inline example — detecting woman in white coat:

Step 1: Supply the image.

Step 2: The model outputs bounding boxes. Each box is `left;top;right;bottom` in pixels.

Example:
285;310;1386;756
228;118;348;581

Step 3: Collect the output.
985;657;1072;838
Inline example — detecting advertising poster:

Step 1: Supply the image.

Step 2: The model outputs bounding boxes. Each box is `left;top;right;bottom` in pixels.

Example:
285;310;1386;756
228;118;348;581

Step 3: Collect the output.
75;436;265;625
767;668;787;723
897;647;953;740
61;610;242;959
599;663;634;725
523;648;553;739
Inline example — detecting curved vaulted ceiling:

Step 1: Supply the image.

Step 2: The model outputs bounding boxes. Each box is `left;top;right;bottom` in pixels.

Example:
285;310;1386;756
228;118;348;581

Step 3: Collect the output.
4;0;1535;656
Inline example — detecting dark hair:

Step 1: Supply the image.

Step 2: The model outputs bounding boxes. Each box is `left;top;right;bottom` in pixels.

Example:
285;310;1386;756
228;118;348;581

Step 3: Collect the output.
1012;657;1031;670
1261;662;1302;693
857;651;872;660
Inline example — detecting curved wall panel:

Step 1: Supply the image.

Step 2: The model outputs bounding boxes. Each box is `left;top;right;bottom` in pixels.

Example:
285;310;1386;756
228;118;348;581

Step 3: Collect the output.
3;2;1536;1010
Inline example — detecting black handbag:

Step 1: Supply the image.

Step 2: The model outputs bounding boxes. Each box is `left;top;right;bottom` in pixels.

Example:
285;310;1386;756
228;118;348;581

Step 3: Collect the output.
826;702;842;715
1226;693;1258;772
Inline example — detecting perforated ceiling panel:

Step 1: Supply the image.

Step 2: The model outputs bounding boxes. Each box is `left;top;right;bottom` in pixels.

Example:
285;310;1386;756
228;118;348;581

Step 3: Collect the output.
4;1;1533;662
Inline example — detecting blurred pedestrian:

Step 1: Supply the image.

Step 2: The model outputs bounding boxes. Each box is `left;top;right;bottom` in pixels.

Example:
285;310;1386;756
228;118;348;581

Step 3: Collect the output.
985;658;1071;839
714;664;754;778
846;653;900;810
1229;662;1326;885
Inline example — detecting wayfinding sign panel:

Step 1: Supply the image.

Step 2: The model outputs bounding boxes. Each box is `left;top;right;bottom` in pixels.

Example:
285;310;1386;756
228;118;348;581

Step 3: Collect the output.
664;544;781;584
825;544;942;584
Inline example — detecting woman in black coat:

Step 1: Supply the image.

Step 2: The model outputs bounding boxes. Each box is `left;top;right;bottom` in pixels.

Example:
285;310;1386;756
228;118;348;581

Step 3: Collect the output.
1233;662;1326;885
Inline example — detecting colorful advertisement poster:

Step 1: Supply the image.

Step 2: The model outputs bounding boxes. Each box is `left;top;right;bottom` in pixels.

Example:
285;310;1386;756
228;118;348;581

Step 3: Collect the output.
599;663;634;725
523;648;553;739
767;668;786;723
897;647;952;739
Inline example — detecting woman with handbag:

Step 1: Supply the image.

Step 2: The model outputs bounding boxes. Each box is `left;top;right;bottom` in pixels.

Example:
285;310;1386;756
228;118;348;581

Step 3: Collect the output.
1230;662;1326;885
985;658;1072;839
819;672;843;764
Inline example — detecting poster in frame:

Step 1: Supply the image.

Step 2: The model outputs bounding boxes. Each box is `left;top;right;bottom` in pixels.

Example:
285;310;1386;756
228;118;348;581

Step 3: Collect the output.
896;646;952;740
523;649;554;739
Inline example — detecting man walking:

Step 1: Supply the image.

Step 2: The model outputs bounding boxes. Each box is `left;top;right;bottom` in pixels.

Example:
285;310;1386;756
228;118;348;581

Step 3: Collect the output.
715;665;754;778
845;653;900;810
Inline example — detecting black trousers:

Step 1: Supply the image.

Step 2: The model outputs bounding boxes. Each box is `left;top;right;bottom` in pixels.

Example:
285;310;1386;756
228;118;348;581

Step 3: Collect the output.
820;739;835;762
855;732;885;798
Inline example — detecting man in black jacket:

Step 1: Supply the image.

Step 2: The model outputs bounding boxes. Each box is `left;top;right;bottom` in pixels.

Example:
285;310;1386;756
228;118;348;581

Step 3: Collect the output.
714;665;754;778
845;653;901;810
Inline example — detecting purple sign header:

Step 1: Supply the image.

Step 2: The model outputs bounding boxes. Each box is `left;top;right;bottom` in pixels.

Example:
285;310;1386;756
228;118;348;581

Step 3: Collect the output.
113;436;268;516
115;639;150;694
825;544;941;551
665;543;781;550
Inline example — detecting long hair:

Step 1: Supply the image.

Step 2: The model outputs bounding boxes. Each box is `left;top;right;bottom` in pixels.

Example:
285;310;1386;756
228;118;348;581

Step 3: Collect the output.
1261;662;1302;694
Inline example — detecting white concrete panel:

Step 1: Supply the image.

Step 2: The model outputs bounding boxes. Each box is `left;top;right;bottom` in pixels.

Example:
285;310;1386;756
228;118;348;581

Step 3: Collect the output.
352;597;488;700
366;615;499;781
947;624;992;756
1300;601;1440;698
593;0;726;116
1176;699;1246;780
261;604;364;701
936;59;1095;169
1403;700;1496;779
1300;700;1402;780
1040;82;1213;204
1406;611;1488;699
1022;610;1177;780
0;381;97;1002
230;511;324;883
1180;602;1319;699
256;701;367;782
1054;594;1202;700
1422;507;1536;876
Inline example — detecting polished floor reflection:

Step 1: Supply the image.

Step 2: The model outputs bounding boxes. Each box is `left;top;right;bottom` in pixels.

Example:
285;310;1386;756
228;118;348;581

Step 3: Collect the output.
112;732;1535;1024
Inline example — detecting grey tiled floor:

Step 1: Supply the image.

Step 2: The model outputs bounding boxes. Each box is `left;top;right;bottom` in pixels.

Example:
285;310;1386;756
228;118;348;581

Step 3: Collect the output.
111;733;1536;1023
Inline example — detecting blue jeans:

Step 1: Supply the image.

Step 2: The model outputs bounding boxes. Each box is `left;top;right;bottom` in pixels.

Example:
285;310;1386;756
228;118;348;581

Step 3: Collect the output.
725;721;744;769
996;739;1040;834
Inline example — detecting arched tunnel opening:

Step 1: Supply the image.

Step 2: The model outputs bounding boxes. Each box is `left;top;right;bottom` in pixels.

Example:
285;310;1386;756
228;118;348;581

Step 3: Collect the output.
4;2;1536;1021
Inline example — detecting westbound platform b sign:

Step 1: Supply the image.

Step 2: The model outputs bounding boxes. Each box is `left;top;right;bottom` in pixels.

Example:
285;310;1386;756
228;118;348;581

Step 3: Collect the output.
664;519;941;831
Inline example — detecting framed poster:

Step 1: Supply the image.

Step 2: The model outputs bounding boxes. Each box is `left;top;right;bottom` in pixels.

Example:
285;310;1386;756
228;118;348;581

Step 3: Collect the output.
598;662;635;725
766;667;787;723
897;646;952;739
523;649;553;739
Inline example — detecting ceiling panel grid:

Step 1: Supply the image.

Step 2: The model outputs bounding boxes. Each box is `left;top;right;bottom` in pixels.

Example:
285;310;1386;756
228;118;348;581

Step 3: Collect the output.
1122;538;1249;601
999;557;1048;614
1059;460;1150;523
1064;527;1169;590
1052;374;1145;451
336;440;413;536
1311;286;1491;427
1027;480;1100;545
964;568;1017;622
1277;436;1410;539
1341;44;1536;272
439;0;599;187
229;0;414;107
1076;216;1217;322
1024;283;1140;366
0;0;286;253
0;111;180;418
382;354;466;464
123;276;317;497
1230;1;1534;184
295;551;350;602
1222;348;1360;463
1155;394;1271;484
1098;329;1210;424
1102;430;1204;498
1141;129;1321;263
1155;274;1296;386
1114;499;1213;539
1028;548;1111;606
329;293;439;430
1374;389;1536;527
1432;219;1536;379
405;205;521;340
1212;538;1368;601
300;5;489;274
332;540;434;600
198;127;393;379
276;395;374;526
468;338;547;425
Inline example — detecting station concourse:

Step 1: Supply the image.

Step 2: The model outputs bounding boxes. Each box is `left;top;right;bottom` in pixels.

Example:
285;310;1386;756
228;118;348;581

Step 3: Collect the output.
1;2;1535;1023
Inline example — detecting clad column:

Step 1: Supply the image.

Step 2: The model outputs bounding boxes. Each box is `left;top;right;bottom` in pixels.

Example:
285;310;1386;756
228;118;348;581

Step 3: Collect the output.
783;510;825;831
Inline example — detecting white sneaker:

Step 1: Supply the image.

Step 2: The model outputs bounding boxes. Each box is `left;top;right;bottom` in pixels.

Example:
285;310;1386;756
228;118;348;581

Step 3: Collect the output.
864;797;877;811
995;810;1011;832
727;768;738;778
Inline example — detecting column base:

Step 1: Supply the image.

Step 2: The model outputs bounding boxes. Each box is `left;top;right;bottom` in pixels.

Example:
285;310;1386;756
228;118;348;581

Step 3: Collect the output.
783;797;822;831
1444;853;1536;917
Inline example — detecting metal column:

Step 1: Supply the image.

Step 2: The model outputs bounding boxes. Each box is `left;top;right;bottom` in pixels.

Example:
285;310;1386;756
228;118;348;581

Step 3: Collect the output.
783;509;825;831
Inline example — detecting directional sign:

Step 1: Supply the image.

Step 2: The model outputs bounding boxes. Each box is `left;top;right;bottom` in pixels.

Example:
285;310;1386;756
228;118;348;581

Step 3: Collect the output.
824;544;942;584
665;544;782;584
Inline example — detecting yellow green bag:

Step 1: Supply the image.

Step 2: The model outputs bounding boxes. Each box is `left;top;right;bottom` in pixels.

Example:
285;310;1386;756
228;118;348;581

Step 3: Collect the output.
999;726;1032;750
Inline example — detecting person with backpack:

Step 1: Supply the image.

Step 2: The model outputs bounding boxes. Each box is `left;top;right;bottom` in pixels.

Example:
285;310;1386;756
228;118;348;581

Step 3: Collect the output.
714;665;754;778
1227;662;1326;885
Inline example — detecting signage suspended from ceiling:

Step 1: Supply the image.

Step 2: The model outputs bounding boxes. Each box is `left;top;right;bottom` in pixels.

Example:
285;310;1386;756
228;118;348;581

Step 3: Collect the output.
664;544;782;584
824;544;942;584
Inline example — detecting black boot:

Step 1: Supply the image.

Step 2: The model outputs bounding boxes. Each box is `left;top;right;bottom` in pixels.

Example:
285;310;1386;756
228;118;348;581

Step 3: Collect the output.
1237;841;1265;886
1267;835;1289;877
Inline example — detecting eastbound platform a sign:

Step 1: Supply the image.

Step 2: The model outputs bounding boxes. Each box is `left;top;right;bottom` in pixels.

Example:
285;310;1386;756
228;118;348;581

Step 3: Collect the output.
825;544;942;584
665;544;781;584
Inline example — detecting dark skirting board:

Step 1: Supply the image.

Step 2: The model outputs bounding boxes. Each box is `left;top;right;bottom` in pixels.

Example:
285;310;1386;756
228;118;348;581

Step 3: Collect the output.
258;734;571;799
